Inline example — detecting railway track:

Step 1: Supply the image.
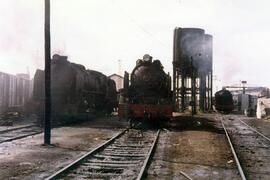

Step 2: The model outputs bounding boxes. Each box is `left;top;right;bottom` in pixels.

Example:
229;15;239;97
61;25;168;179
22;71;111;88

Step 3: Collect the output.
0;125;42;144
239;119;270;142
46;128;160;180
220;117;270;180
220;117;247;180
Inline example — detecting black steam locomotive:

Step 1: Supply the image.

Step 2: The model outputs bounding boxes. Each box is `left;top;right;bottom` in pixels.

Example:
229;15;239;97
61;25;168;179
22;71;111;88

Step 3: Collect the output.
214;89;234;113
119;54;173;123
33;54;117;125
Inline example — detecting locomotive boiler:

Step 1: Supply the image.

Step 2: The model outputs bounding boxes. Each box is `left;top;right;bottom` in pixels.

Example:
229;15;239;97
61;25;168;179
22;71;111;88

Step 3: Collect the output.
214;89;234;113
33;54;117;125
118;54;173;123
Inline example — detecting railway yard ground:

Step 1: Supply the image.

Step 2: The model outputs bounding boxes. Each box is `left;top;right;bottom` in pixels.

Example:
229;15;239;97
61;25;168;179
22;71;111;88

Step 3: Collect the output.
147;128;240;179
0;114;269;179
0;116;127;180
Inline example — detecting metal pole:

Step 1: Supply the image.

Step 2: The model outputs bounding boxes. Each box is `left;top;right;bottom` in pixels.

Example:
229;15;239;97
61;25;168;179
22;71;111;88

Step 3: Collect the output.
210;70;213;110
44;0;51;145
207;73;210;110
172;28;177;112
199;73;206;112
181;74;185;112
176;71;179;111
191;59;196;115
192;76;197;115
173;65;176;111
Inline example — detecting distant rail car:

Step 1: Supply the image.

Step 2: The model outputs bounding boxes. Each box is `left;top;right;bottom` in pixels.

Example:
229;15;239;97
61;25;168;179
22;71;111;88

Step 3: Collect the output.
214;89;234;113
0;72;31;114
33;54;117;125
118;54;173;124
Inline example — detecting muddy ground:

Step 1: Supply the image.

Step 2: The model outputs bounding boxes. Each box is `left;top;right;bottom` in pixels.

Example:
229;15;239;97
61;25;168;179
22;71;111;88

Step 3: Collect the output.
218;114;270;179
147;129;240;180
240;116;270;137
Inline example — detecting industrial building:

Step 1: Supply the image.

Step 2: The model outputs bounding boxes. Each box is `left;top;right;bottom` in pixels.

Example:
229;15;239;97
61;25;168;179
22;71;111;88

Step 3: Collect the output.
0;71;32;113
224;86;270;116
109;73;123;92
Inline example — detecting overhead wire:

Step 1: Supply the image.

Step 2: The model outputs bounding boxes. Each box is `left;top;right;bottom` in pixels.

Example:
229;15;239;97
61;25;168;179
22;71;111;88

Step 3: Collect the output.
112;2;171;49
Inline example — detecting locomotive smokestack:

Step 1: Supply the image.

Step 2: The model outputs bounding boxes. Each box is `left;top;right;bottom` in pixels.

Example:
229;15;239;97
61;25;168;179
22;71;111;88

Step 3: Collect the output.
143;54;153;62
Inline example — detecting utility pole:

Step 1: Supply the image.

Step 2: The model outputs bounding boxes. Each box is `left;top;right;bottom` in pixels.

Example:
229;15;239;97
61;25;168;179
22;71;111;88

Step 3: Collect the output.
44;0;51;145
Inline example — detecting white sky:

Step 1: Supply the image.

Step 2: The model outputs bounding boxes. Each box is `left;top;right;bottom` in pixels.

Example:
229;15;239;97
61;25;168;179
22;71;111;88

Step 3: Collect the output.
0;0;270;89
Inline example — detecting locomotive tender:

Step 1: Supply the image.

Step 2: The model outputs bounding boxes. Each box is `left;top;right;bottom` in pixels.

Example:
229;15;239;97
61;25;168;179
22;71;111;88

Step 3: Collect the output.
33;54;117;125
118;54;173;122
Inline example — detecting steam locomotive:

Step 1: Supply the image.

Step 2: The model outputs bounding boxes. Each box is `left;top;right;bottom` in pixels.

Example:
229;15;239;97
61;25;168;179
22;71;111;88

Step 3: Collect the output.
33;54;117;125
214;89;234;113
118;54;173;123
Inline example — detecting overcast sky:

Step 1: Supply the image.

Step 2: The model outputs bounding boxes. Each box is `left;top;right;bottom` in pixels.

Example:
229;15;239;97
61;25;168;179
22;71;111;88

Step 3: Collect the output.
0;0;269;89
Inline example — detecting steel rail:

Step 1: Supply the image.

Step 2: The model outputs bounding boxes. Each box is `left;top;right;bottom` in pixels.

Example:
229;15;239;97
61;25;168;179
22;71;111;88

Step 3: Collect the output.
220;118;247;180
180;170;193;180
0;131;43;144
0;125;43;144
0;124;38;134
45;128;128;180
136;129;160;180
239;119;270;142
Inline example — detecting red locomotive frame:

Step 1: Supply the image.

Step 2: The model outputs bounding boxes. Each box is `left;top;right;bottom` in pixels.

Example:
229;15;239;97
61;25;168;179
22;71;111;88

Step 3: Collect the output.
118;103;173;120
